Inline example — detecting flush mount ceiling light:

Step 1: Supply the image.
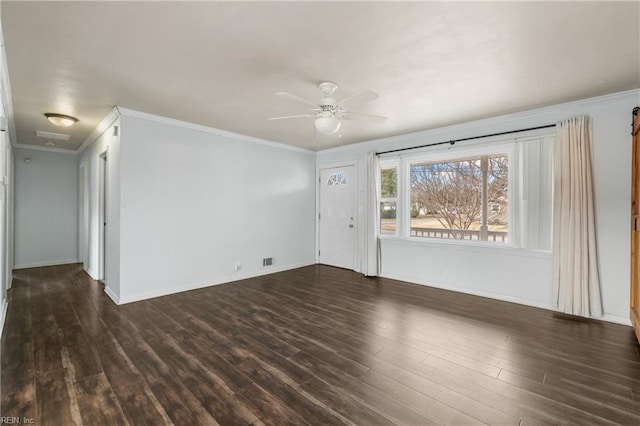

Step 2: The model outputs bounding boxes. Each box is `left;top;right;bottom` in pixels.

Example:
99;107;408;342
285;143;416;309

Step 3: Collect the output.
44;113;78;127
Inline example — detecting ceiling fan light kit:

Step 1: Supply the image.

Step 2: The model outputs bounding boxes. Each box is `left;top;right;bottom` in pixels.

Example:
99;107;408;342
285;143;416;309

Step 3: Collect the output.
269;81;387;137
314;116;341;135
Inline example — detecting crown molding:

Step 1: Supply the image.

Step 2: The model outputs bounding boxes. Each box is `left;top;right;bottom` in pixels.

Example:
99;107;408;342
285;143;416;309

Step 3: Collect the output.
77;106;120;154
117;107;316;156
14;143;78;155
318;88;640;156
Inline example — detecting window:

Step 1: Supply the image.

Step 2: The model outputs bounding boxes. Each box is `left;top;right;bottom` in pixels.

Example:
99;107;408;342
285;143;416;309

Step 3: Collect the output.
327;172;347;186
377;136;554;249
409;153;509;242
379;163;398;236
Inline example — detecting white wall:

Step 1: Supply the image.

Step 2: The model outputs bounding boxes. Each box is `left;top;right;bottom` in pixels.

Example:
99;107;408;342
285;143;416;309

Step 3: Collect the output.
78;114;121;300
317;89;640;325
14;148;78;268
116;111;316;303
0;132;12;334
0;7;15;334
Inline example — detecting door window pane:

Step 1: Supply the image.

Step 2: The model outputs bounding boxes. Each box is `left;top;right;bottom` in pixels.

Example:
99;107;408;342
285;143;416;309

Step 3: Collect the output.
327;172;347;186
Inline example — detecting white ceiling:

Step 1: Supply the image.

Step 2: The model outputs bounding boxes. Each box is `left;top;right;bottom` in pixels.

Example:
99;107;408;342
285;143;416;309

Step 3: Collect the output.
2;1;639;152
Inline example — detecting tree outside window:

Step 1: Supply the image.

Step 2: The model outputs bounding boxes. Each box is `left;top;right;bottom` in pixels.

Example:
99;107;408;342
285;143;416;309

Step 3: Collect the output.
379;166;398;235
409;154;508;242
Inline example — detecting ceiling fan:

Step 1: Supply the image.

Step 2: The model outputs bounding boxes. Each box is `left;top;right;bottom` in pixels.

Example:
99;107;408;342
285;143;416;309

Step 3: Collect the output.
268;82;387;136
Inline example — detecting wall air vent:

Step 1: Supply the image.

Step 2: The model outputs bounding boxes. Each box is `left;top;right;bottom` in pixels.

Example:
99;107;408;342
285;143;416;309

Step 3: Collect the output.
262;257;273;267
35;130;71;141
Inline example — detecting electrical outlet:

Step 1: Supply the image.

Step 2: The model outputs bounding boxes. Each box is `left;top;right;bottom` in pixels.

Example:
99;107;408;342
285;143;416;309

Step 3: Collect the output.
234;262;241;272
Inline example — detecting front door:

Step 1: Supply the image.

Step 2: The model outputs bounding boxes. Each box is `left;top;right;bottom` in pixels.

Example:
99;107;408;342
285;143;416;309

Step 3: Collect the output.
319;165;357;270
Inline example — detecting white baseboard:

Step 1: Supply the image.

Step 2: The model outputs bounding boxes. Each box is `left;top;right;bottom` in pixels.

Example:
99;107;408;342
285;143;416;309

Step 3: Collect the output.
116;261;316;305
84;266;99;281
601;313;632;327
0;298;8;338
381;272;633;327
381;271;554;311
104;285;120;305
13;259;80;270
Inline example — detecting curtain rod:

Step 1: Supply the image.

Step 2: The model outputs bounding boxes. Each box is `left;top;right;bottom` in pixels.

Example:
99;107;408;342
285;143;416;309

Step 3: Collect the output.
376;124;557;156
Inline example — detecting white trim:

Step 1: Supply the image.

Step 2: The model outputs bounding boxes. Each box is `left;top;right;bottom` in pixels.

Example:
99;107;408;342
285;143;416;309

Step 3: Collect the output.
13;143;78;155
380;236;552;258
315;160;359;264
116;261;316;305
318;89;640;156
98;149;108;281
77;107;120;154
118;107;316;155
84;266;99;281
382;271;554;311
104;285;119;305
0;27;17;147
78;163;88;267
0;298;8;338
316;161;360;270
382;271;632;327
316;160;361;171
389;140;518;246
13;259;80;270
378;159;400;238
601;314;632;327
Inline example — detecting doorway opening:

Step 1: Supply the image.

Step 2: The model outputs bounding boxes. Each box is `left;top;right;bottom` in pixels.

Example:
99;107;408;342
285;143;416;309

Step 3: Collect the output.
98;151;107;282
79;163;89;269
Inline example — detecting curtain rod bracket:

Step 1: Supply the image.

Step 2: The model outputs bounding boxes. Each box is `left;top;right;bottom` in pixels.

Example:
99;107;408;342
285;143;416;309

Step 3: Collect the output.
449;140;455;145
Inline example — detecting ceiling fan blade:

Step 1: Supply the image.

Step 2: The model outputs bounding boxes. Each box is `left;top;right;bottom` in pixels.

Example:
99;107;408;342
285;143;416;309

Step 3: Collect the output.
268;114;316;120
343;111;388;124
337;90;379;108
275;92;319;109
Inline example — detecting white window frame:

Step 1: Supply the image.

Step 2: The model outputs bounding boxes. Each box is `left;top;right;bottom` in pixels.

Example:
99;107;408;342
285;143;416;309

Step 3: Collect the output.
378;159;400;237
379;140;519;247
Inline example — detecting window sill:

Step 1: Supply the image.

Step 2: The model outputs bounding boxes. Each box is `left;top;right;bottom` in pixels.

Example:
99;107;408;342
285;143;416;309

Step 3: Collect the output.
378;235;552;258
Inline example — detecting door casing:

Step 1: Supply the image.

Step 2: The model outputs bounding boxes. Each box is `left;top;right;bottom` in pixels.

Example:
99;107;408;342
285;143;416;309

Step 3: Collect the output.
631;110;640;343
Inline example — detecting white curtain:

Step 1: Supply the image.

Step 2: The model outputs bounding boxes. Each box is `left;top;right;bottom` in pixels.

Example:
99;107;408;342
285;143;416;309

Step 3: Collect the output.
552;116;603;317
362;152;380;276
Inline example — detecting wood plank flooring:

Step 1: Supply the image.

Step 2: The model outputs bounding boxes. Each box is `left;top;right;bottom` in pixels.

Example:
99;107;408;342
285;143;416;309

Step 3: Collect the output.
2;263;640;425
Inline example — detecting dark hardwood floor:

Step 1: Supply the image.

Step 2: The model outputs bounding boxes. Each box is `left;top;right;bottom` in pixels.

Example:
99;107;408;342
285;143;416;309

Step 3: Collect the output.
2;264;640;425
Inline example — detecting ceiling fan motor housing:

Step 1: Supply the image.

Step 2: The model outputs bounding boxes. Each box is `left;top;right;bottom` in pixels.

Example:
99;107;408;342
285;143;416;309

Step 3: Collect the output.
319;98;344;118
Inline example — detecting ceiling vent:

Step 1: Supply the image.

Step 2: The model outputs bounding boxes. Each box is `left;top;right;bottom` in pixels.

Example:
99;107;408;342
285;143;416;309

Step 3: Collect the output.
35;130;71;141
